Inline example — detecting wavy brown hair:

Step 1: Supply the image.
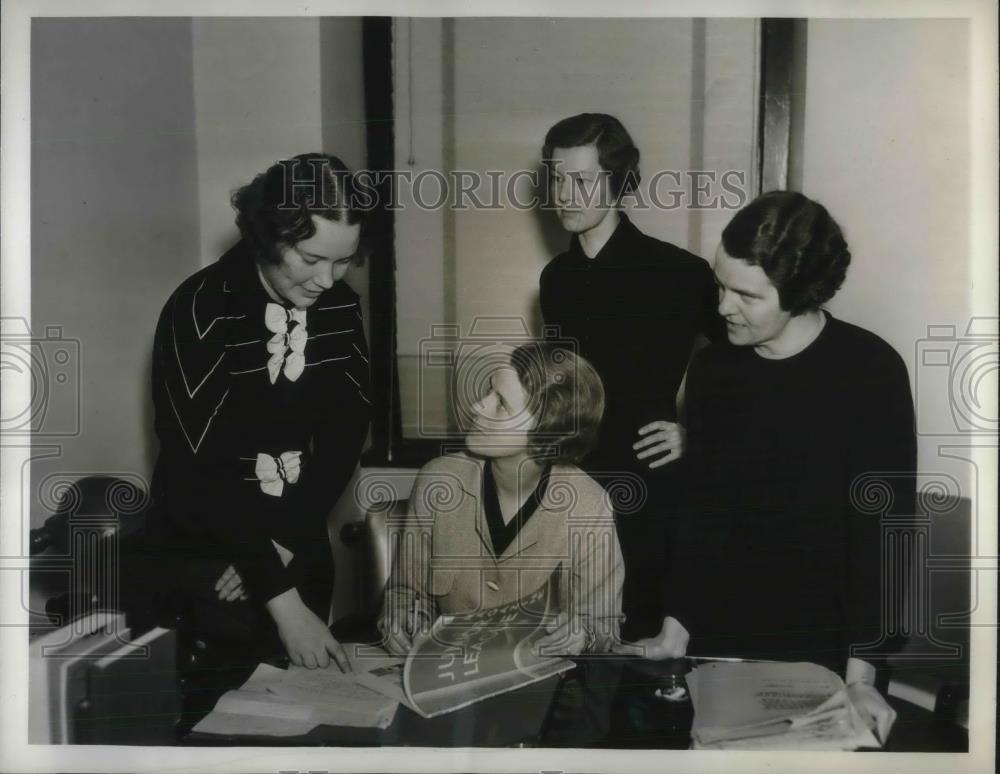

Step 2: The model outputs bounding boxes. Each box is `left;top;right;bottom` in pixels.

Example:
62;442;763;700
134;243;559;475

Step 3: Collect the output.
510;342;605;465
721;190;851;314
542;113;641;201
231;152;366;266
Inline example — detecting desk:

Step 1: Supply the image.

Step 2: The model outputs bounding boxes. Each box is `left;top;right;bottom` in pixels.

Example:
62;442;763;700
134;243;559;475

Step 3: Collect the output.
185;672;565;747
604;658;969;753
183;656;966;751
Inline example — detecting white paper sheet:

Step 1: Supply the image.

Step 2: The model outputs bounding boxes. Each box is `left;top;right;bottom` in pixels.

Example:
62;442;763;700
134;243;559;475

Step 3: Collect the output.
688;661;881;750
192;659;400;737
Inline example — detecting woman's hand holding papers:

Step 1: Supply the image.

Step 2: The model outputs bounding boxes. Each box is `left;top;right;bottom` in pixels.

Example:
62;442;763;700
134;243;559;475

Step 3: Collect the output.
383;626;413;657
535;611;589;656
380;599;431;656
847;681;897;745
845;657;896;744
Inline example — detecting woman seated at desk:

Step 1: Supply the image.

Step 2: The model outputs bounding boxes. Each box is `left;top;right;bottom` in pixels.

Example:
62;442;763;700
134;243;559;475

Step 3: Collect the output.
379;342;625;656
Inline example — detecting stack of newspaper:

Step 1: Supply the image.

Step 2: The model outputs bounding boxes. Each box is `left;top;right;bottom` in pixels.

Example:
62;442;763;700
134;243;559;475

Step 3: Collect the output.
687;661;881;750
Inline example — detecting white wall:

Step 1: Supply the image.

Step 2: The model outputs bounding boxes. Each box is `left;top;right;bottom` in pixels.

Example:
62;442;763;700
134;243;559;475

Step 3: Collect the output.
393;19;450;438
192;18;326;263
30;19;202;527
794;19;975;493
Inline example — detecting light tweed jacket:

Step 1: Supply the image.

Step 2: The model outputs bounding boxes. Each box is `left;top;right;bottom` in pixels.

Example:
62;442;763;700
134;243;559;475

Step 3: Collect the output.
379;452;625;653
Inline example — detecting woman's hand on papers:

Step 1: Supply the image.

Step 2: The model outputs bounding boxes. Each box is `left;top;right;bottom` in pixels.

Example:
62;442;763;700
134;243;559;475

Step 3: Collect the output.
383;633;410;656
214;564;248;602
266;588;351;671
847;681;897;744
380;603;430;656
382;623;414;657
634;421;685;469
612;615;690;660
534;612;589;656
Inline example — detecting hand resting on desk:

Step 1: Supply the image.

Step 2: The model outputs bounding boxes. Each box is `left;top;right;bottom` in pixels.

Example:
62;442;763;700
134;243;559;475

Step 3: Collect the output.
612;615;690;659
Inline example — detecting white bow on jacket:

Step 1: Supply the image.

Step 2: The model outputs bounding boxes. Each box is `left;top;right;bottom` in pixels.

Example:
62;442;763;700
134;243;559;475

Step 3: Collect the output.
265;303;307;384
254;450;302;497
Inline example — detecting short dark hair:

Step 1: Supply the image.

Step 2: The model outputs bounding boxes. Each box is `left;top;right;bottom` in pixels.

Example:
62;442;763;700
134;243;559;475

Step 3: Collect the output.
510;343;605;465
541;113;641;200
231;153;365;266
721;190;851;314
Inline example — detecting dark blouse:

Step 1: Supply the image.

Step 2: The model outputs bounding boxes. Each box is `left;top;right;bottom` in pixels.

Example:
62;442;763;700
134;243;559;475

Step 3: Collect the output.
482;463;552;557
148;241;370;605
539;212;722;474
665;314;916;672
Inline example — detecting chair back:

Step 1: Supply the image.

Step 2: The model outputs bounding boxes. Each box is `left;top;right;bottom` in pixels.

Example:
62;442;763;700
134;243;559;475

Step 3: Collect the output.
343;499;408;617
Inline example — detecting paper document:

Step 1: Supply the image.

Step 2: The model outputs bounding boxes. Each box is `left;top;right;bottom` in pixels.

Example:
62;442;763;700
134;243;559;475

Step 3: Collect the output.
688;661;880;751
193;661;400;736
346;650;414;711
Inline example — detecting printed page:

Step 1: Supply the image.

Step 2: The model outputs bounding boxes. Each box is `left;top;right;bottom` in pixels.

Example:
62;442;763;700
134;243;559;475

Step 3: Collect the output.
192;704;315;738
193;660;400;735
403;578;574;718
696;705;880;751
690;661;845;741
266;664;399;728
191;688;316;737
347;651;415;711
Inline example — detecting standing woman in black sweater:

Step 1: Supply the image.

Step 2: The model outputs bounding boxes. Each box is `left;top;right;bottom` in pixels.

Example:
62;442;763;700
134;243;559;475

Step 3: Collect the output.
634;191;914;743
145;154;370;671
538;113;721;639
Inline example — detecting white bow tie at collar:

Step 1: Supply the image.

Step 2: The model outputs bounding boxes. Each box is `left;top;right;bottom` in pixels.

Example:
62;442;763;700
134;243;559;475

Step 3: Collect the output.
264;303;308;384
255;451;302;497
265;303;307;334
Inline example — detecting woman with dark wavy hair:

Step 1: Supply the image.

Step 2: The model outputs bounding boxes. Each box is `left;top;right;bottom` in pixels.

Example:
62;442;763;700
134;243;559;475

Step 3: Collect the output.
146;153;370;674
634;190;915;744
379;342;624;657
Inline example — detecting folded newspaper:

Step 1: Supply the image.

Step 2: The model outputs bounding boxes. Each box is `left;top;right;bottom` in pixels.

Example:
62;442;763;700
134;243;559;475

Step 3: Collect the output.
354;579;575;718
687;661;881;750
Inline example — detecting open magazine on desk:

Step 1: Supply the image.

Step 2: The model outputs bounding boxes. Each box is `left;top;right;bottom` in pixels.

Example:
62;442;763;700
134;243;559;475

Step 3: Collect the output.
354;578;575;719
